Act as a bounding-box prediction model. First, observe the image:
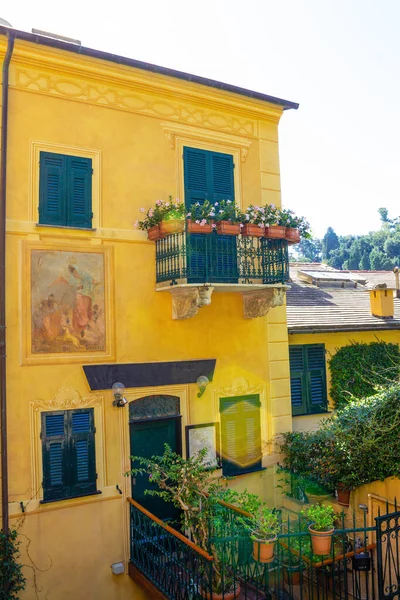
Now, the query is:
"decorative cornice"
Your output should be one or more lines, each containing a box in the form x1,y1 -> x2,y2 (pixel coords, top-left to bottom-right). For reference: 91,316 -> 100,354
31,386 -> 104,412
213,378 -> 265,398
161,122 -> 253,156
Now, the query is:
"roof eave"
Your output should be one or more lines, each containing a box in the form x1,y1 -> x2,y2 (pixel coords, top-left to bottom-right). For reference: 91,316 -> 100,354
0,26 -> 299,111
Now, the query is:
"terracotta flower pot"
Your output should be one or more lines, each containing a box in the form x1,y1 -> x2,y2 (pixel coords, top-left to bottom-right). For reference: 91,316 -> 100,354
186,219 -> 213,234
147,225 -> 165,241
284,565 -> 302,586
252,537 -> 277,563
204,582 -> 241,600
308,525 -> 334,556
337,484 -> 351,507
264,225 -> 287,239
159,219 -> 185,236
241,223 -> 265,237
216,221 -> 241,236
285,227 -> 301,244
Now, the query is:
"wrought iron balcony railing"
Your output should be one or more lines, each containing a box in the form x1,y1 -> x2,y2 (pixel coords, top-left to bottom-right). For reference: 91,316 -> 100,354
155,232 -> 289,286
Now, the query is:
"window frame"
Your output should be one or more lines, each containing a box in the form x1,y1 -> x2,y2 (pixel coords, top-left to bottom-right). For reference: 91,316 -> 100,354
289,344 -> 328,416
41,408 -> 98,503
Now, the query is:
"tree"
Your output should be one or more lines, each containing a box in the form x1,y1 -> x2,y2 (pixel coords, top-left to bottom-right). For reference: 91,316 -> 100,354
322,227 -> 339,260
359,251 -> 371,270
369,248 -> 394,270
295,238 -> 322,262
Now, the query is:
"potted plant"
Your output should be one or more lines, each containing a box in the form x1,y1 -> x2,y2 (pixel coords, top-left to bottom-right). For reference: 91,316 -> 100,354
134,196 -> 185,240
186,200 -> 214,234
280,209 -> 311,244
213,199 -> 241,235
302,504 -> 336,556
282,548 -> 304,586
304,480 -> 333,505
238,204 -> 266,237
238,505 -> 280,563
128,445 -> 241,600
264,205 -> 287,239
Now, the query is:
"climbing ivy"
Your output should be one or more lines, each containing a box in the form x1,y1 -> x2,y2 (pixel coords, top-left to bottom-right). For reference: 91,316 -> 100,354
0,529 -> 26,600
329,341 -> 400,409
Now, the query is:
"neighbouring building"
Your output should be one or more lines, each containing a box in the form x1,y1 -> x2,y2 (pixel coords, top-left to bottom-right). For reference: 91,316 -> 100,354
0,25 -> 299,599
286,263 -> 400,431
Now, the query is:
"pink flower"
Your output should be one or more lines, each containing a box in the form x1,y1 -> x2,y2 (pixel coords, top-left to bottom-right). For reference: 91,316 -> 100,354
133,220 -> 139,228
212,223 -> 217,228
175,198 -> 181,203
195,220 -> 200,224
165,202 -> 170,207
156,200 -> 162,206
148,209 -> 154,217
187,213 -> 192,217
200,219 -> 206,225
240,223 -> 244,227
140,208 -> 145,213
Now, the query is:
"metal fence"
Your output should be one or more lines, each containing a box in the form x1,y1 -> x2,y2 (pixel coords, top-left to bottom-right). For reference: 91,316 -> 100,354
129,496 -> 400,600
155,232 -> 289,285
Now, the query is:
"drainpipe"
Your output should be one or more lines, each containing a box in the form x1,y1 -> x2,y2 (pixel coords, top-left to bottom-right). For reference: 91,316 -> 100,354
0,30 -> 15,533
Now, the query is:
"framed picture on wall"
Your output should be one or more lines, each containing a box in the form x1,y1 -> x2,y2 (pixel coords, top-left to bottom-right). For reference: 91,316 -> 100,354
186,423 -> 220,469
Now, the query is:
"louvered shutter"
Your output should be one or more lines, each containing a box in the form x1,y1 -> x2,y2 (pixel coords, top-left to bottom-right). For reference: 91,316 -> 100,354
66,156 -> 92,228
183,147 -> 210,207
42,412 -> 68,501
70,409 -> 96,497
289,346 -> 307,415
39,152 -> 67,226
220,395 -> 261,476
306,345 -> 327,413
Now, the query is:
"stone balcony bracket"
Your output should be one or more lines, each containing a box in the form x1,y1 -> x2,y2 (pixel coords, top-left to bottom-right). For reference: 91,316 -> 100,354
156,284 -> 289,320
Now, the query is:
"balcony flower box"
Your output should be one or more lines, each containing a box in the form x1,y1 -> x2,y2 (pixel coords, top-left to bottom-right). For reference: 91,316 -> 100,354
159,219 -> 185,236
147,225 -> 164,241
187,219 -> 213,234
216,221 -> 241,236
285,227 -> 301,244
265,225 -> 286,239
241,224 -> 265,238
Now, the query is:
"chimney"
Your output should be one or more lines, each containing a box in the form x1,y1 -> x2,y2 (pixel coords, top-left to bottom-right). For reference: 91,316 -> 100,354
369,285 -> 394,318
394,266 -> 400,298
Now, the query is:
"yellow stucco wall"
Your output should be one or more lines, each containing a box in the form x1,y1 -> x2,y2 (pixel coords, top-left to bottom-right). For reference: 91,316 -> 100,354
289,329 -> 400,432
0,35 -> 293,599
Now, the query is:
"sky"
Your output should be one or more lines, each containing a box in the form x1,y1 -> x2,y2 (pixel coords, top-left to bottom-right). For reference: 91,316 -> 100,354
4,0 -> 400,238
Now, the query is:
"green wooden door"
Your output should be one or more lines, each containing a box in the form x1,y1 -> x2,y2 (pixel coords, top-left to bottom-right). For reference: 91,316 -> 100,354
130,418 -> 181,521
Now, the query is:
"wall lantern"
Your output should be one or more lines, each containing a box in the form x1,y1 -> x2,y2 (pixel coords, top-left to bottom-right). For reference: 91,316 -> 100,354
112,382 -> 127,407
196,375 -> 209,398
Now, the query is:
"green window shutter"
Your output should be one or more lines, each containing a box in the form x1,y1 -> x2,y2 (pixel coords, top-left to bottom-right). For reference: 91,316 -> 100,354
289,345 -> 327,415
289,346 -> 307,415
306,345 -> 327,413
42,411 -> 68,501
66,156 -> 92,228
183,147 -> 210,208
39,152 -> 67,226
220,395 -> 261,476
69,409 -> 97,497
210,151 -> 235,202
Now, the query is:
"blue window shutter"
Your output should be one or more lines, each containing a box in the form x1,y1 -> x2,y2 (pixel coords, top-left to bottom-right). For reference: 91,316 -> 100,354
289,345 -> 327,415
220,395 -> 261,476
289,346 -> 307,415
39,152 -> 66,226
42,412 -> 68,501
66,156 -> 92,228
69,409 -> 96,497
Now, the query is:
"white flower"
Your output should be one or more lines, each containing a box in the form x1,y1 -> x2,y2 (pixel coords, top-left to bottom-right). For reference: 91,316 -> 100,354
140,208 -> 145,213
196,202 -> 200,206
195,219 -> 200,224
227,200 -> 232,204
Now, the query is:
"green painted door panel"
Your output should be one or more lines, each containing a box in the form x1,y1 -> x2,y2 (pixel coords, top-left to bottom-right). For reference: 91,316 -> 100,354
130,418 -> 181,522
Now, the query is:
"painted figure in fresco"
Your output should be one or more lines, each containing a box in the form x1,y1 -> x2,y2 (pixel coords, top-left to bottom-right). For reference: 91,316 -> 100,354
68,262 -> 99,337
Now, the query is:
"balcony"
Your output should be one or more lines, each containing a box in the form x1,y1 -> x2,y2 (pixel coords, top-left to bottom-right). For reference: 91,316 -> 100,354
155,232 -> 290,319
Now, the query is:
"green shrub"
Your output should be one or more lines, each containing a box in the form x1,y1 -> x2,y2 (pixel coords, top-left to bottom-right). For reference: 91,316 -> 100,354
0,529 -> 26,600
329,341 -> 400,409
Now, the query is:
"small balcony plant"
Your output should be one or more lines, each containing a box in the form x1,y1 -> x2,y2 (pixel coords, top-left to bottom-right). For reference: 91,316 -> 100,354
186,200 -> 215,234
134,196 -> 185,240
238,505 -> 281,563
280,209 -> 311,244
302,503 -> 336,556
263,204 -> 287,239
212,199 -> 241,235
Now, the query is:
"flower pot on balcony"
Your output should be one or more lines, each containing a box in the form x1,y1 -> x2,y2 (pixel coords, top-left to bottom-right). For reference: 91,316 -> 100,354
241,224 -> 265,237
308,525 -> 334,556
264,225 -> 287,239
283,564 -> 302,586
186,219 -> 213,234
252,537 -> 277,563
147,225 -> 165,241
336,483 -> 351,507
216,221 -> 241,236
159,219 -> 185,236
285,227 -> 301,244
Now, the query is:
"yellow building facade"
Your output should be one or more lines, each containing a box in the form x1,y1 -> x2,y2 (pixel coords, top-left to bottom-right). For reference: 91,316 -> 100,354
0,27 -> 298,599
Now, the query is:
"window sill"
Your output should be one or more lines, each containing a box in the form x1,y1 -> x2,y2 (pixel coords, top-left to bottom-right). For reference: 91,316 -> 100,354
292,411 -> 332,418
221,466 -> 267,479
40,489 -> 102,505
36,223 -> 96,231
